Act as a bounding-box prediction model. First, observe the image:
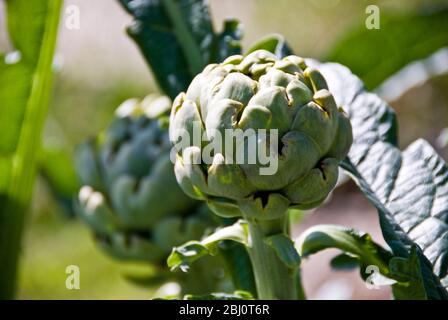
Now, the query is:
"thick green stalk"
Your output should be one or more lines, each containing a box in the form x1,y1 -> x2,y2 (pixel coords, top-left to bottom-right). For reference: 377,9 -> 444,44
245,216 -> 303,300
0,0 -> 63,299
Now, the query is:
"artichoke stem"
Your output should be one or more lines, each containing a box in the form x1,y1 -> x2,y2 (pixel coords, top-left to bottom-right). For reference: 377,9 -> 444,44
245,216 -> 304,300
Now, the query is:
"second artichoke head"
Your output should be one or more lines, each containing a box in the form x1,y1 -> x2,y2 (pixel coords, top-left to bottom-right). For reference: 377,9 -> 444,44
76,95 -> 212,264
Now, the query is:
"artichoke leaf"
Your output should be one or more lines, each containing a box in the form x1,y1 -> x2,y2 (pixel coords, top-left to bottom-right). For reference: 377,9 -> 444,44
311,60 -> 448,299
167,220 -> 249,272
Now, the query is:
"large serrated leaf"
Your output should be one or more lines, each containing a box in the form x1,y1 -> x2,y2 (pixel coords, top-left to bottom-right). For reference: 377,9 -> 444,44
312,61 -> 448,299
344,140 -> 448,294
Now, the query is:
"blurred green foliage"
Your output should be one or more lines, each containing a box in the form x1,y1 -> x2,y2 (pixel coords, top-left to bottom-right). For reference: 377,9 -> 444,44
19,204 -> 153,299
327,7 -> 448,89
16,0 -> 448,299
18,76 -> 156,298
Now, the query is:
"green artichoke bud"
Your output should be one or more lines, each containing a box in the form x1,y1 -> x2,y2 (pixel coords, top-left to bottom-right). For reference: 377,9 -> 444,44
169,50 -> 352,219
76,95 -> 213,264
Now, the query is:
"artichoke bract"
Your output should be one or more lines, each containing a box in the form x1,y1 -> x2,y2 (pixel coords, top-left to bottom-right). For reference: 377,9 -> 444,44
76,95 -> 212,264
169,50 -> 353,220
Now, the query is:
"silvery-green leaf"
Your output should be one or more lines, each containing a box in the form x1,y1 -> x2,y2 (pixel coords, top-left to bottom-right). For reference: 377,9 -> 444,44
342,140 -> 448,299
312,61 -> 448,299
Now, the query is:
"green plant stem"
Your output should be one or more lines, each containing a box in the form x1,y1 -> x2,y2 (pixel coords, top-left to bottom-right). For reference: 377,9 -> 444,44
0,0 -> 62,299
245,216 -> 303,300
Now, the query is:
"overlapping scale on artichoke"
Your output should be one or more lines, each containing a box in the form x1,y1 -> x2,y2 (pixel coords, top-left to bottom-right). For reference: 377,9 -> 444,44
76,95 -> 212,264
169,50 -> 353,220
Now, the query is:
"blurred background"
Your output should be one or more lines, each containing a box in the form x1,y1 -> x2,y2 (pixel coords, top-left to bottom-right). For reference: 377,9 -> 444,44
2,0 -> 446,299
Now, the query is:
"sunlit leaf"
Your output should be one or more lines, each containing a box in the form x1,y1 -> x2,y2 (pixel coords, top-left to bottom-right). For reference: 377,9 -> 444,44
0,0 -> 63,299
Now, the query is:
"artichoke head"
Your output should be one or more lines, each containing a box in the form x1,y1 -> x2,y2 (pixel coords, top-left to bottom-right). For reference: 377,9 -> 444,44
169,50 -> 353,220
76,95 -> 211,264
